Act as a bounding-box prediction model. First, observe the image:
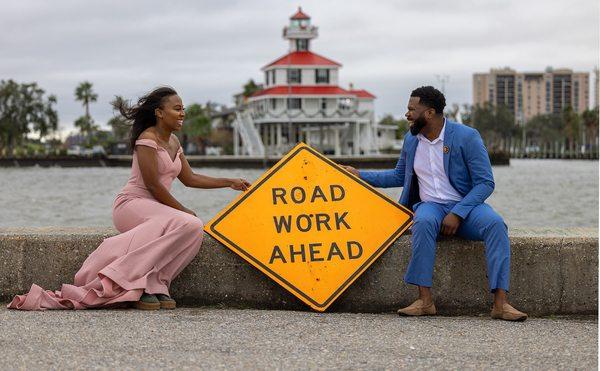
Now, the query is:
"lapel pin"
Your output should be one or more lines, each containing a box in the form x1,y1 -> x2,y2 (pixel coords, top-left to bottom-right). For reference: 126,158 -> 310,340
443,146 -> 449,154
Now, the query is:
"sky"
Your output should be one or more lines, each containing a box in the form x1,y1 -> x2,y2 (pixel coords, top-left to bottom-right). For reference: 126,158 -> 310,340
1,0 -> 598,135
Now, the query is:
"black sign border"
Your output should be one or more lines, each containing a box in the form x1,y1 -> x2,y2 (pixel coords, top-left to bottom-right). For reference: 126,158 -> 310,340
208,145 -> 413,309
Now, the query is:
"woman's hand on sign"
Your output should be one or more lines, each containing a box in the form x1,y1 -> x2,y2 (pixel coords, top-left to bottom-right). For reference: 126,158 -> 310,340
341,165 -> 359,177
230,178 -> 251,191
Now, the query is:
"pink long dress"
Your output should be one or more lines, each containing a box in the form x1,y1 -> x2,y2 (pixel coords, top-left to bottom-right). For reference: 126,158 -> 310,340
8,139 -> 204,310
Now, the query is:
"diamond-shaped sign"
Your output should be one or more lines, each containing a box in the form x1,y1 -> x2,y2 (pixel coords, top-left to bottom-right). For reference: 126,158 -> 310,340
205,143 -> 413,311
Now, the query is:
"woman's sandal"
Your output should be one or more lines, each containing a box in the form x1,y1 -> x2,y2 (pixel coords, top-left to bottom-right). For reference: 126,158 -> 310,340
134,293 -> 161,310
156,294 -> 176,309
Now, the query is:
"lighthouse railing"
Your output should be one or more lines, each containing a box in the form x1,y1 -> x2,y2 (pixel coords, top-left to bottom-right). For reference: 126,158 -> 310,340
233,111 -> 265,157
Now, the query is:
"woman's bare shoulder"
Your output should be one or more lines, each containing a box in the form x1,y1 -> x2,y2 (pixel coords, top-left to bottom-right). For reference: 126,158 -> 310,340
171,134 -> 181,145
138,128 -> 158,142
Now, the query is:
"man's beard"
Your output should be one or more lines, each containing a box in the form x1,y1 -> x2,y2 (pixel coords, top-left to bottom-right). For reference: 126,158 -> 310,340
409,115 -> 427,135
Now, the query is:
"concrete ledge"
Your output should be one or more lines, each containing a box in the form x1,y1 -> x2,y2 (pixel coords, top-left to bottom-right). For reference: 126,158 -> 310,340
0,227 -> 597,315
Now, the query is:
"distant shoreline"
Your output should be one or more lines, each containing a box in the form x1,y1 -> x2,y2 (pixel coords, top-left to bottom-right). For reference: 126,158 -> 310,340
2,153 -> 511,168
0,154 -> 510,169
3,152 -> 600,168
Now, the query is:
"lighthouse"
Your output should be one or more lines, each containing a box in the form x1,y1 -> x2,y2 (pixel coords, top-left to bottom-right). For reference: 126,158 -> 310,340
234,7 -> 389,156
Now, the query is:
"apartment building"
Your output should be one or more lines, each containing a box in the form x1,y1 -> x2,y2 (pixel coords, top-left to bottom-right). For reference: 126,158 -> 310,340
473,67 -> 590,124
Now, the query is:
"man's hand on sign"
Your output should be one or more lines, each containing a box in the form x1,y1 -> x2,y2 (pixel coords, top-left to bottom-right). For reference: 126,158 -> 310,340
230,178 -> 251,191
441,212 -> 461,236
340,165 -> 359,177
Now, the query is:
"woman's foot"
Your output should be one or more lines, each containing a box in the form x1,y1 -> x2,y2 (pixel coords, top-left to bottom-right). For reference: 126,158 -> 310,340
156,294 -> 176,309
134,293 -> 160,310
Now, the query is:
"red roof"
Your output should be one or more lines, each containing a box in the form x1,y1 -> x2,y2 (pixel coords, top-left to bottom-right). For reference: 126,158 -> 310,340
252,86 -> 354,97
350,89 -> 376,99
291,7 -> 310,20
263,51 -> 341,69
251,86 -> 375,99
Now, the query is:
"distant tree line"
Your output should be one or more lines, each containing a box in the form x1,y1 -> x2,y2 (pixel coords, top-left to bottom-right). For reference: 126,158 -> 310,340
0,79 -> 103,156
379,102 -> 599,156
0,79 -> 218,157
0,80 -> 58,156
3,77 -> 597,158
461,103 -> 598,154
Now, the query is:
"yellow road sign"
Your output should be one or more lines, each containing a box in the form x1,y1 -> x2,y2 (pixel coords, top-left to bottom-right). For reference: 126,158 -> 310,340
204,143 -> 413,311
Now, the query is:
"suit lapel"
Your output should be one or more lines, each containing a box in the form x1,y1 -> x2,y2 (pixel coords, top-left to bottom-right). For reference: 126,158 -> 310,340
443,120 -> 455,176
406,136 -> 418,172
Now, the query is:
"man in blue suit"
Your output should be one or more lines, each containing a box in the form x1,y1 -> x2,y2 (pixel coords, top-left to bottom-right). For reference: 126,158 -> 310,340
344,86 -> 527,321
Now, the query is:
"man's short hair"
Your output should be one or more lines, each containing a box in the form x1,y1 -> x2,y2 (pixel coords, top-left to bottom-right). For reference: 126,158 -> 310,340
410,86 -> 446,115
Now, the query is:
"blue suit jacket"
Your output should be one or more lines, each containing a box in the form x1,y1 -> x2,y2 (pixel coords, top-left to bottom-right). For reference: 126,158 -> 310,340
360,119 -> 495,219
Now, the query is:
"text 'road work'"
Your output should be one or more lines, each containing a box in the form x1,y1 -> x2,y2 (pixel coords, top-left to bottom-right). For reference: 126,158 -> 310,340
268,185 -> 362,264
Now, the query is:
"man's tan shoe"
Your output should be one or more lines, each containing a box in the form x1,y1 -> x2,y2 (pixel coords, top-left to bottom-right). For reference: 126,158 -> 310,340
491,303 -> 528,321
397,299 -> 436,316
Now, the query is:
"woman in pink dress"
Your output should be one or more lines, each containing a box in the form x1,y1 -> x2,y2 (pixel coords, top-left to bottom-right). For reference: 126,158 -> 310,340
8,87 -> 251,311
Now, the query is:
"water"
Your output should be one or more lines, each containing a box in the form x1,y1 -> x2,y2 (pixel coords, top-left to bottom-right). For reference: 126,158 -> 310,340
0,160 -> 597,228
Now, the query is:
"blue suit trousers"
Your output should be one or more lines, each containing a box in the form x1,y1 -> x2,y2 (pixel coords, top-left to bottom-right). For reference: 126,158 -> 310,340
404,201 -> 510,292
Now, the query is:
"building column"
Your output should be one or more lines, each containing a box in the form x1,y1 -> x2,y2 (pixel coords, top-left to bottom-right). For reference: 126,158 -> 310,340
261,124 -> 268,147
319,125 -> 324,150
354,121 -> 360,155
334,127 -> 341,155
269,124 -> 275,153
233,122 -> 239,156
288,122 -> 296,145
276,124 -> 282,149
371,113 -> 379,154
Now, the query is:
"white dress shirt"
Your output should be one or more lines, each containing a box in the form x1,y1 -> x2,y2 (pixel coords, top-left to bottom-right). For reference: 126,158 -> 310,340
413,119 -> 463,204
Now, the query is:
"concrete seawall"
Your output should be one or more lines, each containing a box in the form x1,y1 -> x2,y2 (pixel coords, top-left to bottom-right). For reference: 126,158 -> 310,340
0,227 -> 596,315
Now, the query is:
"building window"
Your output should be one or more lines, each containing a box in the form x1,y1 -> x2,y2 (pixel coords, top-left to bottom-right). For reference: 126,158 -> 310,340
287,69 -> 301,84
270,98 -> 277,110
265,70 -> 277,85
269,70 -> 276,85
316,69 -> 329,84
320,98 -> 327,110
287,98 -> 302,110
296,39 -> 309,51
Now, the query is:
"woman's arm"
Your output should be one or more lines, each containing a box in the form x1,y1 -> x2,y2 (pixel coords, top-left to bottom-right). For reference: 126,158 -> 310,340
177,152 -> 250,191
136,135 -> 195,215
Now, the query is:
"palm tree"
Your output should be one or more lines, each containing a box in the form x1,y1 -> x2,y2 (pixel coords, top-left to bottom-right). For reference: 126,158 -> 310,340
74,81 -> 97,120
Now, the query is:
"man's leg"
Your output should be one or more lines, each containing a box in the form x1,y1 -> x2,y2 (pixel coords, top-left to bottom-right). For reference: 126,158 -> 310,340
399,202 -> 447,316
457,203 -> 510,293
457,203 -> 527,321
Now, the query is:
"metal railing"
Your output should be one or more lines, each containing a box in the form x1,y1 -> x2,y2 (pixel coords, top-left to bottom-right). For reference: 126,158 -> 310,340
233,111 -> 265,156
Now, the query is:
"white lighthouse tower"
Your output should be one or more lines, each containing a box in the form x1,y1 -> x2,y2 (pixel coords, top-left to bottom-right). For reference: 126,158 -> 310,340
234,7 -> 385,156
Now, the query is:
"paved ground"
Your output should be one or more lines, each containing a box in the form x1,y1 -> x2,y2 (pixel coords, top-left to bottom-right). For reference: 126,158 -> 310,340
0,306 -> 596,370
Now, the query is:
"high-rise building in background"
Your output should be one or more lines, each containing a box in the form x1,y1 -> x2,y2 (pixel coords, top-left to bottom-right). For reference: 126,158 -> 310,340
473,67 -> 590,124
594,67 -> 599,108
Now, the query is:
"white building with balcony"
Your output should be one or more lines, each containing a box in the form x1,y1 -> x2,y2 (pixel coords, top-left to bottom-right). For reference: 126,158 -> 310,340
233,7 -> 395,156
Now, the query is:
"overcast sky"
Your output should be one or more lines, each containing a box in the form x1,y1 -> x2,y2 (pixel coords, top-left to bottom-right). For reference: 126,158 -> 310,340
1,0 -> 598,134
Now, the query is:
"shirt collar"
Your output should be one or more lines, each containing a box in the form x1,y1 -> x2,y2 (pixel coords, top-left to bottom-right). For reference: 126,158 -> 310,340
417,118 -> 446,144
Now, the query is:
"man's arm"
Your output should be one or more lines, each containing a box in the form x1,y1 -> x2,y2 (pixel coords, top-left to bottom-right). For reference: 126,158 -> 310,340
354,149 -> 406,188
450,131 -> 495,219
